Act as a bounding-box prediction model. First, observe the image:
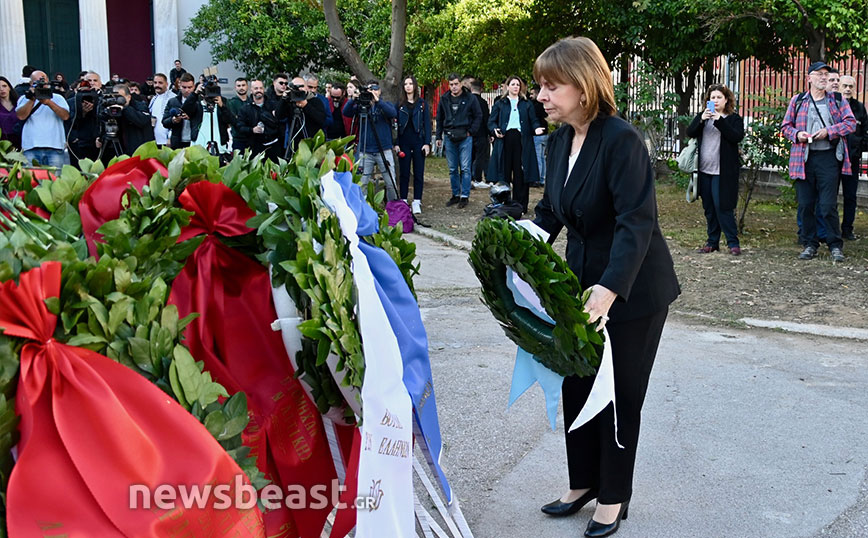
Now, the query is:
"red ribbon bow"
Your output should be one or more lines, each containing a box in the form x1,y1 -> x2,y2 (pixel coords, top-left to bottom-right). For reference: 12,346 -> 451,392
0,262 -> 265,537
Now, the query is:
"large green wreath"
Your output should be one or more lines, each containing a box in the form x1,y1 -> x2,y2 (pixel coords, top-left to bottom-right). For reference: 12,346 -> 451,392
469,218 -> 603,377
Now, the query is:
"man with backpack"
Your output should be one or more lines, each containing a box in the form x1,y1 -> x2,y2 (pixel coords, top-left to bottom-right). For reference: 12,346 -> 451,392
781,61 -> 856,262
435,73 -> 482,208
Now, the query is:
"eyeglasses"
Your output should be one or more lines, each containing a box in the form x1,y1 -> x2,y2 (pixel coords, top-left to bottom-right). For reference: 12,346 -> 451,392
277,81 -> 288,86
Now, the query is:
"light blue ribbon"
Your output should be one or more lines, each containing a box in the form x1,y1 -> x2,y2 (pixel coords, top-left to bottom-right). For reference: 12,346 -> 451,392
505,268 -> 564,430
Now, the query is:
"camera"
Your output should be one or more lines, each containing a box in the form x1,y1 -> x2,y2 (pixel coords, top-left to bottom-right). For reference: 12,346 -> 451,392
201,75 -> 222,104
284,83 -> 309,103
26,80 -> 64,100
357,84 -> 378,107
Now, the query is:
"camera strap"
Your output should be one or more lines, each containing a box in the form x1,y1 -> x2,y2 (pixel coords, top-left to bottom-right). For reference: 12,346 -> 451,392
24,102 -> 43,122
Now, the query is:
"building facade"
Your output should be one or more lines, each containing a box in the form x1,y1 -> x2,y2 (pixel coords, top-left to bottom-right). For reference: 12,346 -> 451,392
0,0 -> 242,87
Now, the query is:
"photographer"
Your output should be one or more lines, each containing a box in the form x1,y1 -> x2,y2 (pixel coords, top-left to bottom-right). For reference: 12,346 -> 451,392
235,80 -> 281,161
342,80 -> 398,200
191,76 -> 232,155
277,76 -> 327,152
15,70 -> 70,170
326,83 -> 348,140
65,71 -> 103,168
161,73 -> 203,148
102,83 -> 154,155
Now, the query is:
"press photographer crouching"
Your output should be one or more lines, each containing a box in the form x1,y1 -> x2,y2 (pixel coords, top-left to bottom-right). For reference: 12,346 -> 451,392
342,80 -> 398,201
65,71 -> 103,168
95,83 -> 154,159
15,70 -> 70,170
235,79 -> 281,161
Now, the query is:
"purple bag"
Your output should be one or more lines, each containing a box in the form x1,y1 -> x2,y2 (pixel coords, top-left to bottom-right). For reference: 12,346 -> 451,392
385,200 -> 414,233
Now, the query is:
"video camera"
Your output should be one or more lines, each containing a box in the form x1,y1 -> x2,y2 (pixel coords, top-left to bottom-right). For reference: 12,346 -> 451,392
357,83 -> 379,108
99,89 -> 127,119
26,80 -> 65,100
284,83 -> 309,104
201,75 -> 222,103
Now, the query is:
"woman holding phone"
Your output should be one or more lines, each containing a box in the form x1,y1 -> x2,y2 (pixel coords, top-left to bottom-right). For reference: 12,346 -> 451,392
686,84 -> 745,255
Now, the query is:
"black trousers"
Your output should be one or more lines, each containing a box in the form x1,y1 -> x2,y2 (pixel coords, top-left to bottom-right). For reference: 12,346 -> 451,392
840,158 -> 860,235
503,129 -> 528,212
472,135 -> 490,182
797,149 -> 842,249
563,307 -> 668,504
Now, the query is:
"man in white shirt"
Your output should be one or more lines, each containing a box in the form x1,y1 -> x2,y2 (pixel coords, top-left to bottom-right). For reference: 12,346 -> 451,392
15,70 -> 70,170
149,73 -> 172,146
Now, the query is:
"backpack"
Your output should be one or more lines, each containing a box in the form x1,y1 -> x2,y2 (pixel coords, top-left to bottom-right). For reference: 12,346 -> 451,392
385,199 -> 414,233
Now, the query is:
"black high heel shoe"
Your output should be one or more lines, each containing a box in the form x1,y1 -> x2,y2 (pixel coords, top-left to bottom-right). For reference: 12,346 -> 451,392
583,501 -> 629,537
540,488 -> 598,517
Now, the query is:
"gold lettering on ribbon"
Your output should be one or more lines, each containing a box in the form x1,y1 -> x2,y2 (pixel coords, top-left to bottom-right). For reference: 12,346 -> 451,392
418,380 -> 433,411
380,408 -> 403,429
377,437 -> 411,458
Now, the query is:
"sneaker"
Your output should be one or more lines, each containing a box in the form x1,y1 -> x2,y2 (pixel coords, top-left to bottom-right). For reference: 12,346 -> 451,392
729,246 -> 741,256
446,195 -> 460,207
798,245 -> 817,260
472,181 -> 491,189
411,199 -> 422,215
843,231 -> 857,241
697,245 -> 719,253
830,247 -> 845,262
458,197 -> 468,209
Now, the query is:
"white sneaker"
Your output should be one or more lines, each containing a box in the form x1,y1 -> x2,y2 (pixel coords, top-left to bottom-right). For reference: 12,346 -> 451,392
472,181 -> 491,189
411,199 -> 422,215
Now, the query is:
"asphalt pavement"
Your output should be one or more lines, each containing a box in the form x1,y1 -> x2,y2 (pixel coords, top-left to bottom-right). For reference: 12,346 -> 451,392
409,232 -> 868,538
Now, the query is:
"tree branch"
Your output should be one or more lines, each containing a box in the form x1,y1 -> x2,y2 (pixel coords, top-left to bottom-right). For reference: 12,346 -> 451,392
322,0 -> 375,83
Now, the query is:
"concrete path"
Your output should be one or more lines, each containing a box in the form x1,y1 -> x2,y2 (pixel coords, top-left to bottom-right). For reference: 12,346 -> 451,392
408,232 -> 868,538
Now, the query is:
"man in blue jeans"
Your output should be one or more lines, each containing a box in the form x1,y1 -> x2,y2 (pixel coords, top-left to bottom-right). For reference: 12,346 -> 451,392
16,70 -> 70,171
435,74 -> 482,208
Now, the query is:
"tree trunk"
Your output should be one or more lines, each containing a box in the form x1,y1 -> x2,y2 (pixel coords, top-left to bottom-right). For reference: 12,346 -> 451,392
322,0 -> 406,103
674,62 -> 702,145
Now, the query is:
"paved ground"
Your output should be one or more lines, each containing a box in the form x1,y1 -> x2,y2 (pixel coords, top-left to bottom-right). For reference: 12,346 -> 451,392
409,233 -> 868,538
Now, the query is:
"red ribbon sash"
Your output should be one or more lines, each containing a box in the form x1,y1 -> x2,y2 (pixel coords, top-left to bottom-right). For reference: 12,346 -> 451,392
1,262 -> 265,537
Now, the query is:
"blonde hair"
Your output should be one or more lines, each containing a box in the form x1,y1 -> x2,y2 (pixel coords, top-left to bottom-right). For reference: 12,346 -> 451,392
533,37 -> 616,123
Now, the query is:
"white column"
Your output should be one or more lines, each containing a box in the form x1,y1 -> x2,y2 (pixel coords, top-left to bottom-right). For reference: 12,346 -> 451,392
153,0 -> 179,75
78,0 -> 110,81
0,0 -> 28,83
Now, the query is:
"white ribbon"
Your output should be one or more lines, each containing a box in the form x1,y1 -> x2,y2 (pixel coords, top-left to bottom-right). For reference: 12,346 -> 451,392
511,220 -> 622,448
320,171 -> 414,537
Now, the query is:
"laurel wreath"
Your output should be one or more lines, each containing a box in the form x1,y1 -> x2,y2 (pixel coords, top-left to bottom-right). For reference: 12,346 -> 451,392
468,218 -> 603,377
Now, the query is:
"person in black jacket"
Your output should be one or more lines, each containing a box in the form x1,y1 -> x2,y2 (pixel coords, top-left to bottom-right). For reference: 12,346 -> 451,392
488,76 -> 546,213
277,76 -> 327,155
532,37 -> 679,538
395,75 -> 431,215
161,73 -> 202,148
111,83 -> 154,154
839,75 -> 867,240
235,80 -> 281,161
470,78 -> 492,187
686,84 -> 745,255
66,72 -> 103,168
435,73 -> 482,208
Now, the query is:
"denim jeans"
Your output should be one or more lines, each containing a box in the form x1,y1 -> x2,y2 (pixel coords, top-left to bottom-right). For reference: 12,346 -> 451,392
698,172 -> 739,248
23,147 -> 68,172
533,134 -> 547,184
443,136 -> 472,197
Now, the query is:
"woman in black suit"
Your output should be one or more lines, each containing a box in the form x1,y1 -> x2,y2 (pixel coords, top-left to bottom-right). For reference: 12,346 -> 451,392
686,84 -> 745,255
488,76 -> 546,213
531,37 -> 680,537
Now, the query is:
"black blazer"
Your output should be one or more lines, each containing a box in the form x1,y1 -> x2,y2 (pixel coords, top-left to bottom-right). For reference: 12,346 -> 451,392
686,113 -> 744,211
533,115 -> 680,322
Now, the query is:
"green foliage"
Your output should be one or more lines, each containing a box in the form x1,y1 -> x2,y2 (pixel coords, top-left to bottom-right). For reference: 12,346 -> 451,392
469,218 -> 603,377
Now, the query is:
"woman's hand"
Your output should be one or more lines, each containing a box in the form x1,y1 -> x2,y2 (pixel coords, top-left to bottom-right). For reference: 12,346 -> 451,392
701,109 -> 712,120
422,144 -> 430,156
535,127 -> 546,135
494,128 -> 504,138
583,284 -> 617,331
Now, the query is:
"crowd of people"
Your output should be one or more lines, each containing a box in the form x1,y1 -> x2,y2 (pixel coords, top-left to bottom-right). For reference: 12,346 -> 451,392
1,57 -> 864,250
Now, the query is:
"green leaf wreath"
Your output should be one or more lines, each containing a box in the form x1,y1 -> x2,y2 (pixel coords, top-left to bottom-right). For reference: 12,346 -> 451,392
469,218 -> 603,377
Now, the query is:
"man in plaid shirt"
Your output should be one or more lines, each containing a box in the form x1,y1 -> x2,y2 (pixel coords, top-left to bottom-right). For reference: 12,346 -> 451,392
781,61 -> 856,262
